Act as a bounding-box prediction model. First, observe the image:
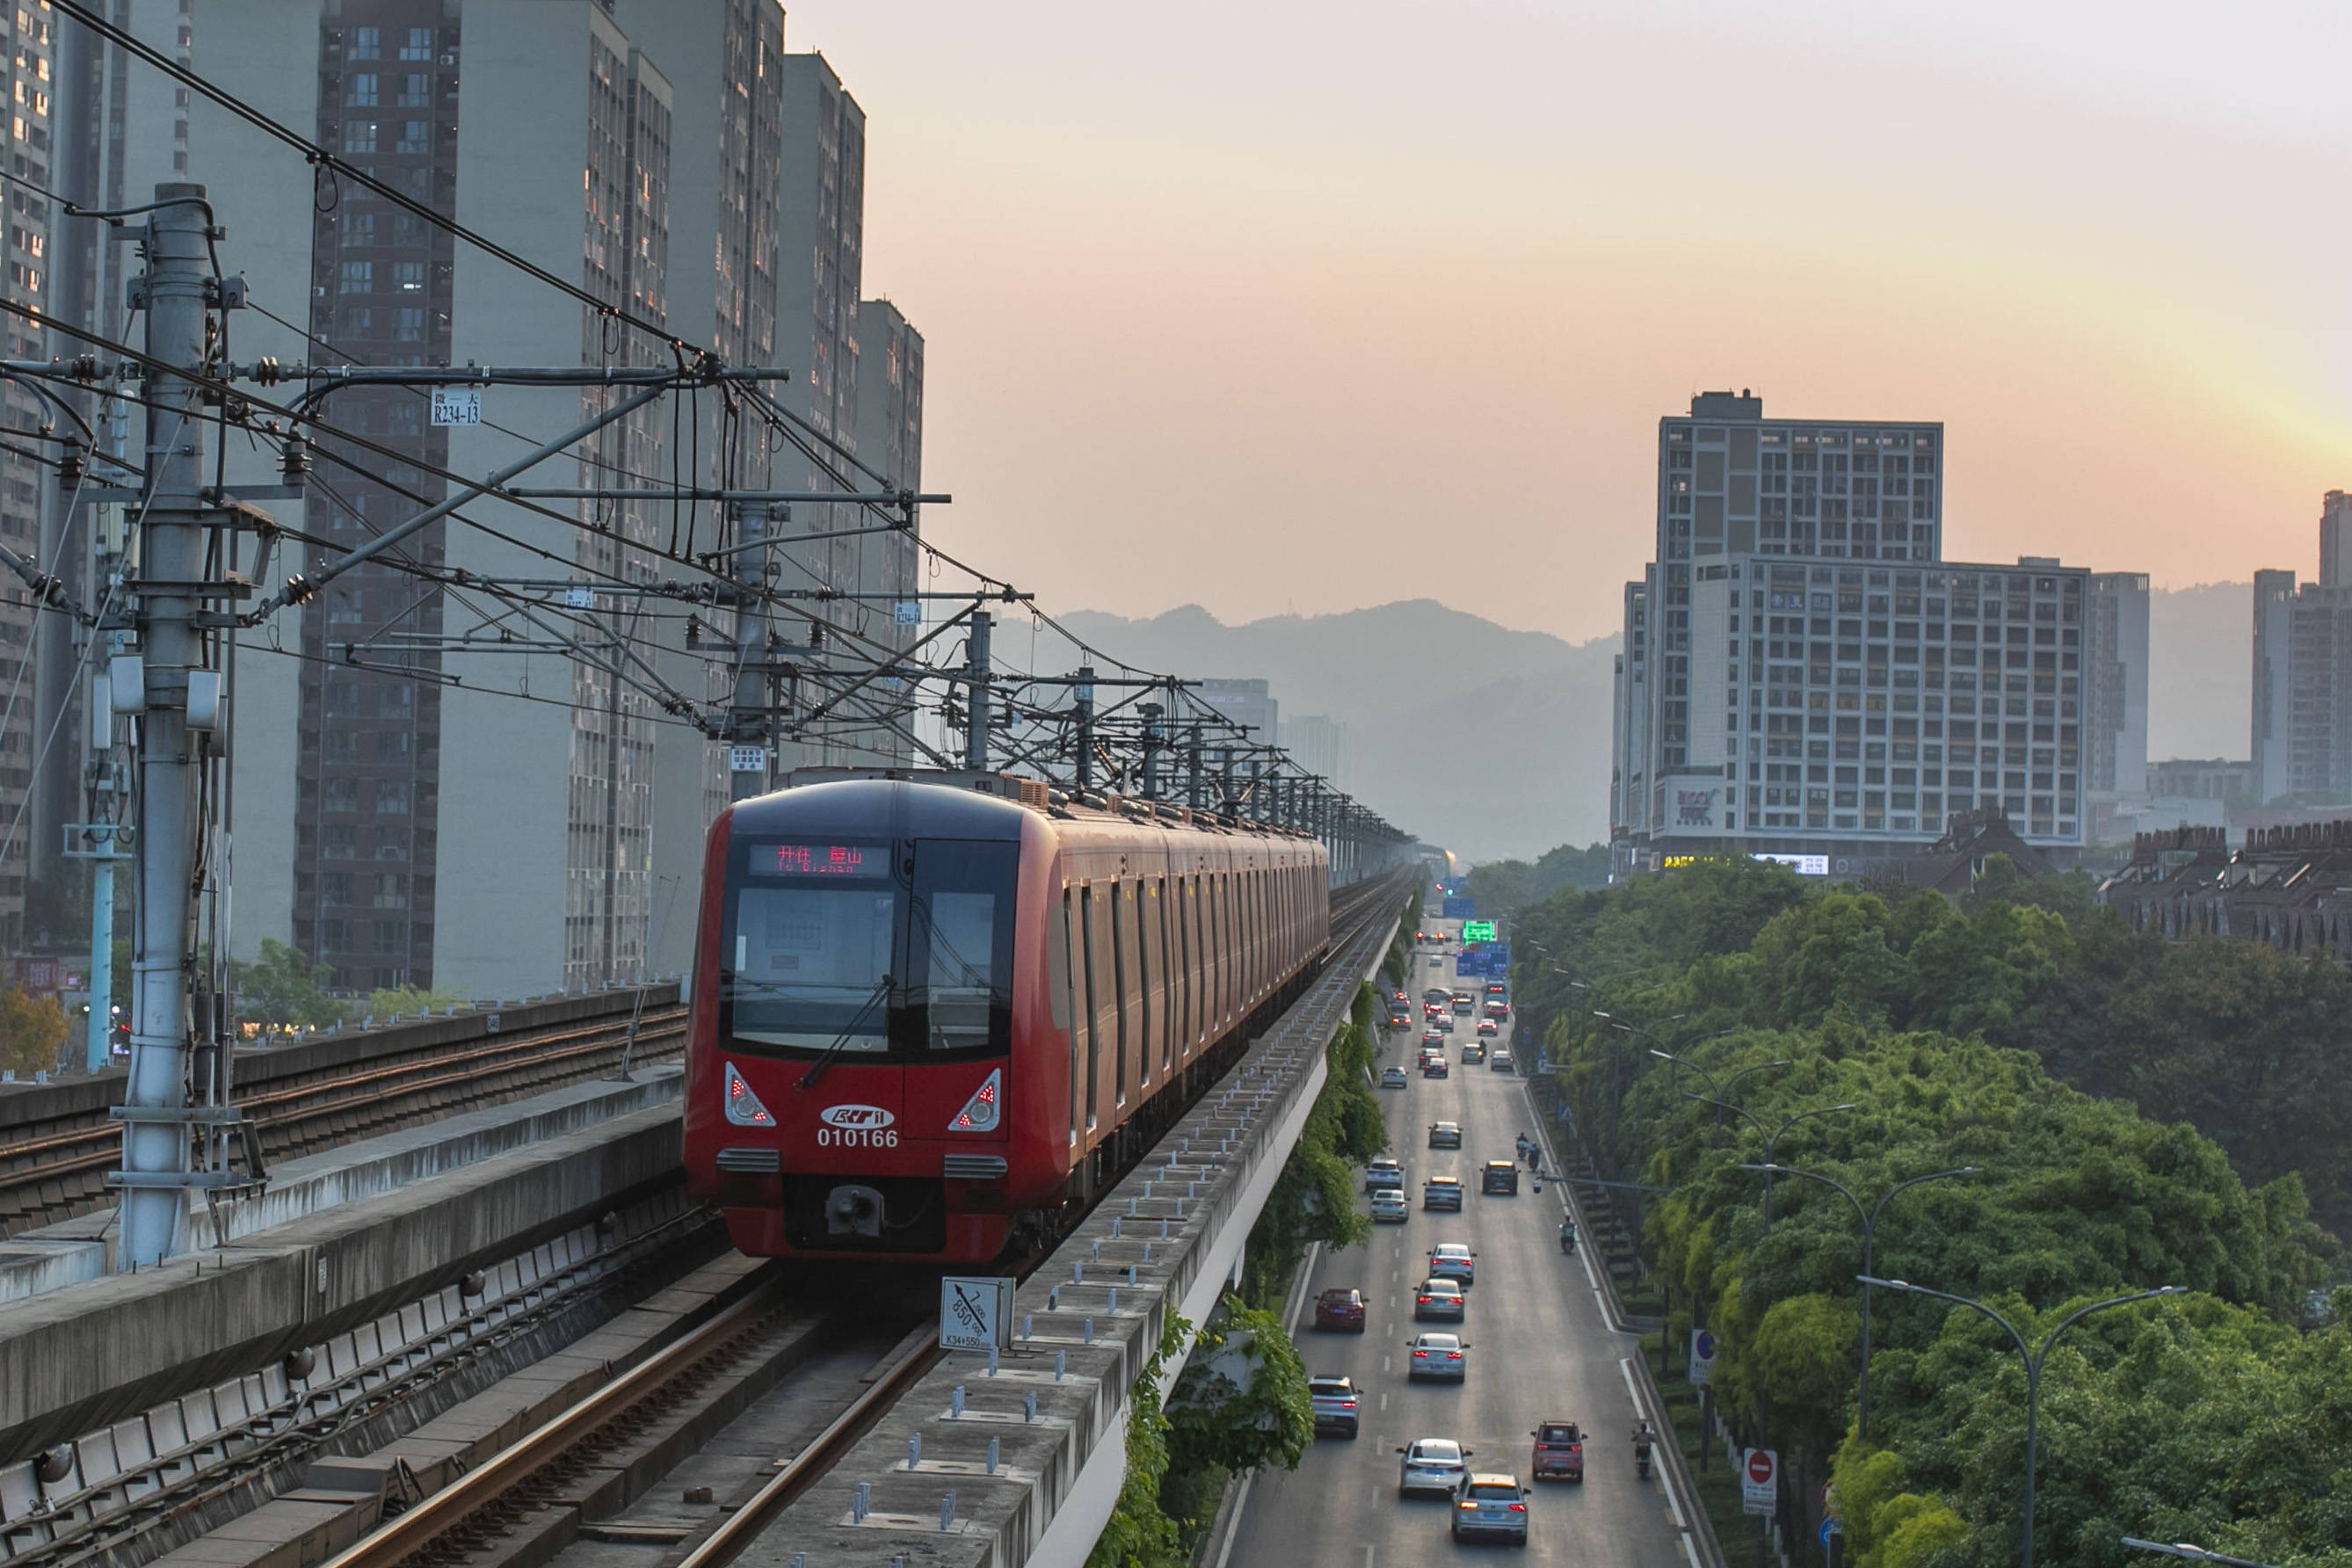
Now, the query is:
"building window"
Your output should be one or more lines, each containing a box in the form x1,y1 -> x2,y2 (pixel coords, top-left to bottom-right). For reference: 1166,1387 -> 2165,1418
393,307 -> 425,341
345,120 -> 377,152
322,871 -> 354,906
349,74 -> 378,107
399,26 -> 432,61
339,260 -> 373,294
375,780 -> 410,814
373,872 -> 408,908
323,777 -> 358,812
352,26 -> 381,60
397,73 -> 430,107
392,260 -> 425,292
396,120 -> 428,155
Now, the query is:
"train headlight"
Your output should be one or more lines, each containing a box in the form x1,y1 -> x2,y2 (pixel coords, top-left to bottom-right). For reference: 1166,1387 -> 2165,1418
723,1061 -> 776,1128
947,1068 -> 1003,1133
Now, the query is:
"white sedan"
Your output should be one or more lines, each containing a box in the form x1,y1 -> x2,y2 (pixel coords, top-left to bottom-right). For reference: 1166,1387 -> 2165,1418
1396,1436 -> 1473,1498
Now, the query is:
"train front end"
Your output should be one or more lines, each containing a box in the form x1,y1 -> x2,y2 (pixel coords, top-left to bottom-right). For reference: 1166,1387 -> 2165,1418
683,780 -> 1055,1264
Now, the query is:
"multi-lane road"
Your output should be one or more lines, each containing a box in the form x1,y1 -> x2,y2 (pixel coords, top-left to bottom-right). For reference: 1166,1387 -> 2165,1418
1218,919 -> 1699,1568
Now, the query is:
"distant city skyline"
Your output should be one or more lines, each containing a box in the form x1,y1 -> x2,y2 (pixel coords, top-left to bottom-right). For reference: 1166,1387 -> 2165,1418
803,0 -> 2352,644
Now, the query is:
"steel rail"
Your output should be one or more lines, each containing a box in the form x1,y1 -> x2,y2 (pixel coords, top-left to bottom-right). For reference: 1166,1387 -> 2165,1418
671,1334 -> 947,1568
316,1274 -> 791,1568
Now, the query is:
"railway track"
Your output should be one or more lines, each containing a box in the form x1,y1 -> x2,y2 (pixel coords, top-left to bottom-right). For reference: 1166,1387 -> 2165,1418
0,998 -> 686,1241
3,870 -> 1413,1568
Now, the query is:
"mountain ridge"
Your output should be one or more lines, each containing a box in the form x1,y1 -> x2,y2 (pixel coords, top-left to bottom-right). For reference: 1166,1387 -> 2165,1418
1032,601 -> 1618,860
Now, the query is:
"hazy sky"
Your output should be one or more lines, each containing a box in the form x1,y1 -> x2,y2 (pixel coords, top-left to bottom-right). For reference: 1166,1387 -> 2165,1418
799,1 -> 2352,644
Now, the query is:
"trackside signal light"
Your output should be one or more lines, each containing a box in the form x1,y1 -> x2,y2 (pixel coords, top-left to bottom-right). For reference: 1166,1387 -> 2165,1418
723,1061 -> 775,1128
948,1068 -> 1004,1132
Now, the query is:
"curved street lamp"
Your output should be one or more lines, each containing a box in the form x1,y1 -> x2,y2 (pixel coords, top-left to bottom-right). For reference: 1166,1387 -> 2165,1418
1862,1277 -> 2185,1568
1682,1095 -> 1856,1230
2121,1542 -> 2279,1568
1738,1162 -> 1976,1440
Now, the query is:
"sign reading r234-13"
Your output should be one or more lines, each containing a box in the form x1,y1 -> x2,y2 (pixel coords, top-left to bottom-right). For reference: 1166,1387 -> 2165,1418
940,1276 -> 1015,1351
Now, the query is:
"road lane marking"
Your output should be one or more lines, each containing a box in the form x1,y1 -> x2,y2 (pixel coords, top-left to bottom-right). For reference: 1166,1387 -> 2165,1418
1211,1471 -> 1255,1568
1681,1535 -> 1702,1568
1621,1356 -> 1694,1535
1380,1393 -> 1390,1411
1364,1546 -> 1375,1568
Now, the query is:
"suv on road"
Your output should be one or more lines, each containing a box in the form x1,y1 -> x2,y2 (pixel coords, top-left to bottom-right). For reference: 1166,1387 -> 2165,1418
1482,1160 -> 1520,1194
1422,1176 -> 1464,1211
1365,1158 -> 1405,1193
1530,1420 -> 1585,1481
1452,1474 -> 1531,1544
1397,1437 -> 1471,1498
1428,1121 -> 1463,1149
1309,1376 -> 1361,1438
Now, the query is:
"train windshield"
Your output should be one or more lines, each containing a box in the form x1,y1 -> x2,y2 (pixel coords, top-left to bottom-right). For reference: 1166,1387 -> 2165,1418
720,836 -> 1016,1059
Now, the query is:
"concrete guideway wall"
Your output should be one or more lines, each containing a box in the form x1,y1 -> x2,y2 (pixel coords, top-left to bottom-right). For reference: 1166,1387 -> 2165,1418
0,1071 -> 683,1307
0,1100 -> 686,1462
735,903 -> 1402,1568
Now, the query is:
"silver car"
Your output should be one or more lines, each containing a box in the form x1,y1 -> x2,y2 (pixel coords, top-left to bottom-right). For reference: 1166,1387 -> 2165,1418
1405,1331 -> 1470,1383
1452,1473 -> 1531,1545
1396,1436 -> 1473,1498
1369,1188 -> 1409,1224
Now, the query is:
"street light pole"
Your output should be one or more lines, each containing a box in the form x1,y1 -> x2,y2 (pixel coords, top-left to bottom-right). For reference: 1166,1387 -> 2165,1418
2120,1542 -> 2280,1568
1683,1096 -> 1857,1230
1862,1278 -> 2184,1568
1740,1164 -> 1976,1441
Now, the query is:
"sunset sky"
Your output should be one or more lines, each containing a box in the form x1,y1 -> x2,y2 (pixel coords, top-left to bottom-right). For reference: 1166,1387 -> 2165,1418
798,0 -> 2352,644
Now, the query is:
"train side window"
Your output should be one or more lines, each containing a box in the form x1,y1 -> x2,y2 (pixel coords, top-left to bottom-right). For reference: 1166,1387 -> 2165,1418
1158,878 -> 1175,1074
1079,883 -> 1102,1131
1183,875 -> 1201,1044
1110,881 -> 1130,1106
1207,872 -> 1223,1026
1135,881 -> 1153,1087
1056,887 -> 1078,1143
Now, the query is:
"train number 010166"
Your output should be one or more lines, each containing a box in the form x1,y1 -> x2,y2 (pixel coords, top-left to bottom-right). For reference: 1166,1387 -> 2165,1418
816,1126 -> 900,1148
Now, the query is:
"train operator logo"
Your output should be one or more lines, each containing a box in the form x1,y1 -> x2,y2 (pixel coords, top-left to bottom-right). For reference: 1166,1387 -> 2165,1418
817,1104 -> 899,1147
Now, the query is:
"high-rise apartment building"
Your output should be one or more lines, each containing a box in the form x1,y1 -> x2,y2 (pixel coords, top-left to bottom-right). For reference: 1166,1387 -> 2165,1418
2317,490 -> 2352,588
1612,392 -> 2123,875
2084,572 -> 2150,796
1198,679 -> 1278,757
1278,713 -> 1350,793
2,1 -> 58,955
2248,499 -> 2352,807
28,3 -> 925,998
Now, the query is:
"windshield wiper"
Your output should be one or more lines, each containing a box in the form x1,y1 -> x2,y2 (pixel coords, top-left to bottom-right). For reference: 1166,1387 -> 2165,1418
797,976 -> 893,1089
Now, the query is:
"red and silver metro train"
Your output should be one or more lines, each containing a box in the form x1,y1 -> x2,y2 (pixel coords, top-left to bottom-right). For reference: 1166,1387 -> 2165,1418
682,773 -> 1331,1264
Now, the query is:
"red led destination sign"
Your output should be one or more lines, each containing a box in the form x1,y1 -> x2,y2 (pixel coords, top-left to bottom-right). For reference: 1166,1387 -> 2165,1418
763,842 -> 877,877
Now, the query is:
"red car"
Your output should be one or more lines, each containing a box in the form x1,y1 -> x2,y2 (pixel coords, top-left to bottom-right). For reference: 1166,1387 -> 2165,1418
1530,1420 -> 1585,1481
1315,1287 -> 1368,1332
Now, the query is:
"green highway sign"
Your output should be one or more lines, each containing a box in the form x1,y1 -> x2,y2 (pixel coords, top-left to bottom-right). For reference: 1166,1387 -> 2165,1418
1462,920 -> 1497,944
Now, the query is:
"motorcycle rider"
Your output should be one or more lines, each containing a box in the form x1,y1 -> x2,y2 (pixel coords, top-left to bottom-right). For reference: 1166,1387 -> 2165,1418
1557,1218 -> 1577,1254
1631,1419 -> 1657,1477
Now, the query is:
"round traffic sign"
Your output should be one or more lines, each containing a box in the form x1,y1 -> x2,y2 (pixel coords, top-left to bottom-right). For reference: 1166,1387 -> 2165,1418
1746,1450 -> 1776,1485
1819,1517 -> 1844,1545
1694,1331 -> 1718,1360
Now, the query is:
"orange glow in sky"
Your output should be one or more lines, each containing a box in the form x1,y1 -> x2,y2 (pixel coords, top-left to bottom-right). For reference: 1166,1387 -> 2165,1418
802,0 -> 2352,641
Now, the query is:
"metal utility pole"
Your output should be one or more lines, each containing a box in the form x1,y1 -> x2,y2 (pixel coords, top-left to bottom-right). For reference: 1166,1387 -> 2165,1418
1186,725 -> 1203,809
1071,665 -> 1095,793
728,502 -> 775,801
1138,701 -> 1163,801
115,186 -> 216,1267
964,610 -> 992,770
